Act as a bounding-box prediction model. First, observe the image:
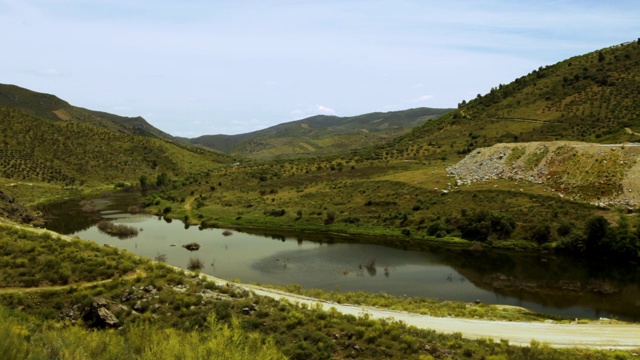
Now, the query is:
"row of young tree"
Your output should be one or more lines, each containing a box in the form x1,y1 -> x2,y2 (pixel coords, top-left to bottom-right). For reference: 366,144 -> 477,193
427,209 -> 639,260
557,215 -> 640,260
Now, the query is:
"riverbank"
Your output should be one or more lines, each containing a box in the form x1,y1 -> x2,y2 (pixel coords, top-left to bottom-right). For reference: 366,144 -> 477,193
2,219 -> 639,355
38,191 -> 640,322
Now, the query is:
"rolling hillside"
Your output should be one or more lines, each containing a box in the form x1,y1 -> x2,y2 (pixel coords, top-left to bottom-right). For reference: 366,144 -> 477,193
376,39 -> 640,162
0,83 -> 181,142
186,107 -> 453,159
0,84 -> 230,185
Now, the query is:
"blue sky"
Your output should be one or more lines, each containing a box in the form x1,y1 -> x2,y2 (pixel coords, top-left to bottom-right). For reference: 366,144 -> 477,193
1,0 -> 639,136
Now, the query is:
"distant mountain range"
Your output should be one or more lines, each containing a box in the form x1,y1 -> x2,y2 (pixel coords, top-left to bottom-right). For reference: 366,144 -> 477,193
182,107 -> 453,159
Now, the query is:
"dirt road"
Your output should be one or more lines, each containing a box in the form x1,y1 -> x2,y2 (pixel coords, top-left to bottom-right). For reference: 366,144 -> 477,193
200,273 -> 640,350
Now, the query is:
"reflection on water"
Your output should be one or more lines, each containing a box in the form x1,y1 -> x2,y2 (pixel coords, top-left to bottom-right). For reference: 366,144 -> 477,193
40,193 -> 640,321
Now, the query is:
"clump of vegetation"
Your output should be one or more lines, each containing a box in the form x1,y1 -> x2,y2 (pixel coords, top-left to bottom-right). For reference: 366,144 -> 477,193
97,220 -> 139,239
79,199 -> 96,213
505,146 -> 526,164
182,242 -> 201,251
187,256 -> 204,271
264,209 -> 285,217
324,211 -> 336,225
155,253 -> 168,262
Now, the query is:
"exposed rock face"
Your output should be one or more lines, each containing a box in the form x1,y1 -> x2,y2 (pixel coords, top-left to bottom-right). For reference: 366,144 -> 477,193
447,141 -> 640,206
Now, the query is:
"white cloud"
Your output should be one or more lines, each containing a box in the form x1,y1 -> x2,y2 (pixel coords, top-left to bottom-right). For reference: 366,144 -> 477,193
316,104 -> 335,114
290,104 -> 337,120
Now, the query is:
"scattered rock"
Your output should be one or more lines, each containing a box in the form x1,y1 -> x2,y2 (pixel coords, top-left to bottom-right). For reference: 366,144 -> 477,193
133,300 -> 144,312
173,284 -> 189,292
83,297 -> 121,328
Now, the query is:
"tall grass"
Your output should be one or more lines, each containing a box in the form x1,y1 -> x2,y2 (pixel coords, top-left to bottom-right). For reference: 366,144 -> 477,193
0,307 -> 285,360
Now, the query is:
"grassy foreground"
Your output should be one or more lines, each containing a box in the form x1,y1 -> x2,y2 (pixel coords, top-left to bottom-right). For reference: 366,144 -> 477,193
0,222 -> 638,359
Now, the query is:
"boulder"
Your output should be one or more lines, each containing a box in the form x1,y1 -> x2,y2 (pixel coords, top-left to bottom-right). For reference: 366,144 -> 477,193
83,297 -> 121,328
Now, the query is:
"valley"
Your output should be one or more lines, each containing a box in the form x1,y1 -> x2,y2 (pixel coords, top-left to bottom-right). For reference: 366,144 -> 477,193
2,39 -> 640,358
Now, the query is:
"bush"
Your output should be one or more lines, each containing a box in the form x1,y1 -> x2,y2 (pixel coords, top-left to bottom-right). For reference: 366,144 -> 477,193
182,242 -> 201,251
324,211 -> 336,225
187,257 -> 204,271
96,221 -> 138,239
264,209 -> 285,217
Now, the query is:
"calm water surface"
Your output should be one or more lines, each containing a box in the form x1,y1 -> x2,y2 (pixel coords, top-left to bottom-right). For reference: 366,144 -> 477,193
41,193 -> 640,321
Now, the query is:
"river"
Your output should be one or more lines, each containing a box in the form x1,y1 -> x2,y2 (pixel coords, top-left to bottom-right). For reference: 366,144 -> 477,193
39,192 -> 640,321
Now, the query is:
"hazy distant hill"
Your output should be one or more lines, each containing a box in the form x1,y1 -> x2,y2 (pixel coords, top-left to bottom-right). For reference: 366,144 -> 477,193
378,39 -> 640,162
185,107 -> 453,159
0,84 -> 229,184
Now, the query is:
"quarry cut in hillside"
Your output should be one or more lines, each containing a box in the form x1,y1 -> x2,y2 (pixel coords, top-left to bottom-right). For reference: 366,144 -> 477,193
447,141 -> 640,207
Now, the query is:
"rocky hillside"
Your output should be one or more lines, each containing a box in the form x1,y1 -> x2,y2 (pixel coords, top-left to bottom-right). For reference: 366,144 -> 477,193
447,141 -> 640,207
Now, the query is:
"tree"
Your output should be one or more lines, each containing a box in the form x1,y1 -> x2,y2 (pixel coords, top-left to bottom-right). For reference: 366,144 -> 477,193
530,224 -> 552,245
584,216 -> 609,254
156,172 -> 168,187
139,175 -> 149,189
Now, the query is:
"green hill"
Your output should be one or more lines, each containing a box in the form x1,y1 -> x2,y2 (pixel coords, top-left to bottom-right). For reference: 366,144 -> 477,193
0,84 -> 230,186
377,39 -> 640,162
0,83 -> 180,142
186,107 -> 453,159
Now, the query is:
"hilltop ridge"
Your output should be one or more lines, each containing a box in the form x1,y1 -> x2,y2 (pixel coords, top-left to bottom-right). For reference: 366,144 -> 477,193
185,107 -> 453,159
380,39 -> 640,162
0,84 -> 230,186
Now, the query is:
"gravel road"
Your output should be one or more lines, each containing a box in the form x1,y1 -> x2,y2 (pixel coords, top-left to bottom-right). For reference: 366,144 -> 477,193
201,274 -> 640,350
